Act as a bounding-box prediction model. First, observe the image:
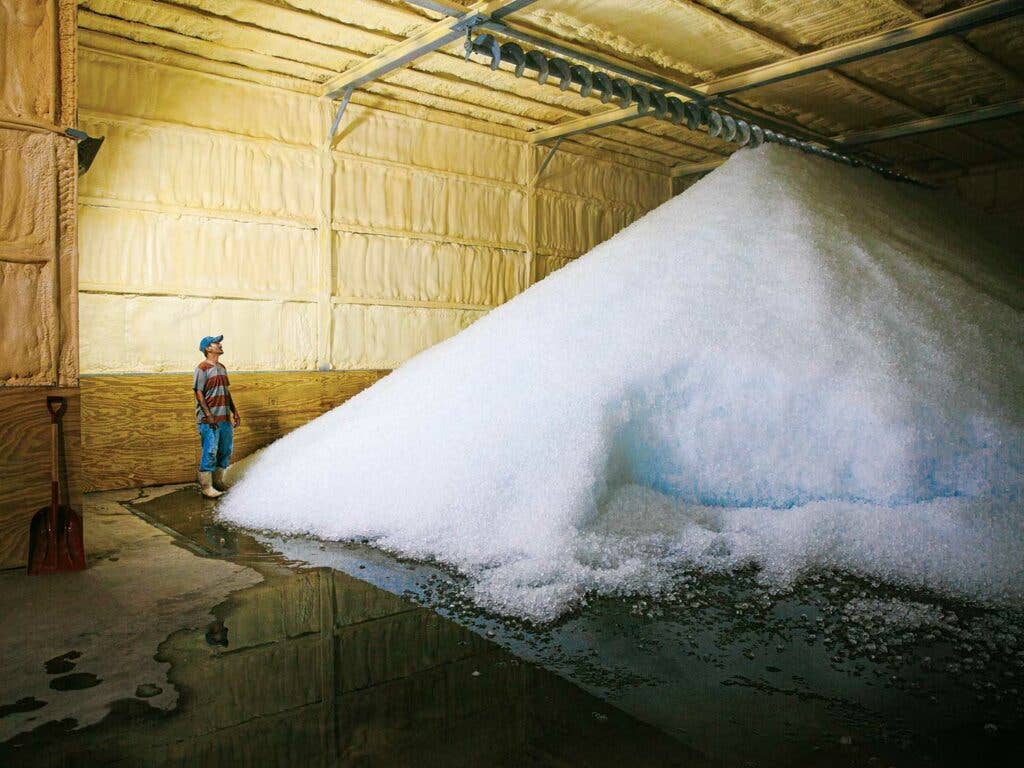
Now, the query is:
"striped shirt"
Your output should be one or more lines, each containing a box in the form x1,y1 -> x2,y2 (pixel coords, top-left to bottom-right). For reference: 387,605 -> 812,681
193,361 -> 232,424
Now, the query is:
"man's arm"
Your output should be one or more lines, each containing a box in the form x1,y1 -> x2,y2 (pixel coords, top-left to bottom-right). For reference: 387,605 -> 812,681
226,389 -> 241,427
195,390 -> 215,424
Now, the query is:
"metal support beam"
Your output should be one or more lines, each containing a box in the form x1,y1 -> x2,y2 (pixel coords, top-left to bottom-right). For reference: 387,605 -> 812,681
489,0 -> 543,20
532,137 -> 564,183
670,158 -> 727,177
323,0 -> 542,99
530,107 -> 645,144
430,0 -> 1022,153
328,87 -> 354,139
403,0 -> 821,143
697,0 -> 1024,98
406,0 -> 708,101
836,97 -> 1024,146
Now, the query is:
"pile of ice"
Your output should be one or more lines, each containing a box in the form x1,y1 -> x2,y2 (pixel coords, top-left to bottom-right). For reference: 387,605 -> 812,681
221,146 -> 1023,622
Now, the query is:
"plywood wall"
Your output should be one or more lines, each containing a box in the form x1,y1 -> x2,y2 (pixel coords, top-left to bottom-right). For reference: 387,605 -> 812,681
81,371 -> 386,491
0,0 -> 82,569
77,48 -> 671,375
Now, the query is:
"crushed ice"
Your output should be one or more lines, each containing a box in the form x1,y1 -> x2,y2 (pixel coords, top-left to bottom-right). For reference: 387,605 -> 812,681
221,146 -> 1023,622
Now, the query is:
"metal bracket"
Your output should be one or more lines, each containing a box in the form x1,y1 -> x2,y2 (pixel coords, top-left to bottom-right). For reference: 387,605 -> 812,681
329,87 -> 355,141
532,137 -> 563,185
65,127 -> 104,176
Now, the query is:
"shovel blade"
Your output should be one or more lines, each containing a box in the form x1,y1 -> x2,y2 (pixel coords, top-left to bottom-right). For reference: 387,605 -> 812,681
27,504 -> 86,574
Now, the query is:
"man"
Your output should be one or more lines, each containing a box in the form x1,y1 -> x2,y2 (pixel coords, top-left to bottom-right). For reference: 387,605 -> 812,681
193,335 -> 241,499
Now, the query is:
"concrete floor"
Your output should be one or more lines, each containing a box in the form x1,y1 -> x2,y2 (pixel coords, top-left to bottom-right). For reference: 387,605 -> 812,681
0,487 -> 706,768
0,487 -> 261,742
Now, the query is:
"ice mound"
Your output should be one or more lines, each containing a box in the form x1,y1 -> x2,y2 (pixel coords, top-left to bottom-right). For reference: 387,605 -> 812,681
222,146 -> 1024,621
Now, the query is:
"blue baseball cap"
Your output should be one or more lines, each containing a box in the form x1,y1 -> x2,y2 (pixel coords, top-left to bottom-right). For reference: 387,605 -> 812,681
199,334 -> 223,352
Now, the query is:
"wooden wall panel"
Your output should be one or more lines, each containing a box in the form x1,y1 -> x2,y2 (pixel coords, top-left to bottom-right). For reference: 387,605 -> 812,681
0,387 -> 82,569
80,370 -> 386,491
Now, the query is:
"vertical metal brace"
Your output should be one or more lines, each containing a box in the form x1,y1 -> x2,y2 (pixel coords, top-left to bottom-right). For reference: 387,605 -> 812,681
329,87 -> 355,141
532,137 -> 563,185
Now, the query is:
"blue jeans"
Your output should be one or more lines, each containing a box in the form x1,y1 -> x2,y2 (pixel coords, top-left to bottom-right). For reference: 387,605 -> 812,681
198,421 -> 233,472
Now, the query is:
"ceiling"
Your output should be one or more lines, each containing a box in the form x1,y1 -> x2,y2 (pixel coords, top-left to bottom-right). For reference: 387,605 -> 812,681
76,0 -> 1024,180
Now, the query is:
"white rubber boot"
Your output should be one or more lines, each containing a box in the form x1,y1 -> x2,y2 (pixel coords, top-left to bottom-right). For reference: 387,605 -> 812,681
198,471 -> 224,498
212,467 -> 229,492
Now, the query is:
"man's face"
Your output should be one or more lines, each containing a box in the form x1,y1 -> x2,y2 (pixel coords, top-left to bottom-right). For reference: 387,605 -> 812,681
207,341 -> 223,355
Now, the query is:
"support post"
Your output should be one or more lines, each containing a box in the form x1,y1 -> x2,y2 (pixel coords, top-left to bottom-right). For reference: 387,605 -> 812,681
317,101 -> 337,371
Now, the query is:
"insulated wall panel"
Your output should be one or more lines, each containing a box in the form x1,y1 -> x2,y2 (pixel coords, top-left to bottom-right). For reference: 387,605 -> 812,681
535,192 -> 638,259
80,293 -> 316,373
79,292 -> 129,373
78,206 -> 318,299
537,149 -> 667,212
531,147 -> 665,272
336,107 -> 530,186
0,262 -> 55,382
535,255 -> 574,283
332,159 -> 528,249
77,49 -> 670,381
331,304 -> 485,371
0,129 -> 59,385
333,232 -> 527,308
0,0 -> 57,121
127,296 -> 316,373
79,117 -> 319,221
78,49 -> 321,146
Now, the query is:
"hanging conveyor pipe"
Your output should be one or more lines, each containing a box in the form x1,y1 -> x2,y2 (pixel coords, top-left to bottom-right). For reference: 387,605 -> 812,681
463,33 -> 919,184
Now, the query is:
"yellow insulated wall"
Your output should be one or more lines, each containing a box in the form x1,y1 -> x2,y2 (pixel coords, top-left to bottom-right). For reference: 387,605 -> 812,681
77,48 -> 670,375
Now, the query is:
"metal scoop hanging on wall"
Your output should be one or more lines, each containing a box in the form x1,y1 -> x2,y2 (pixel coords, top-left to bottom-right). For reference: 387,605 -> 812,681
27,397 -> 86,574
65,128 -> 104,177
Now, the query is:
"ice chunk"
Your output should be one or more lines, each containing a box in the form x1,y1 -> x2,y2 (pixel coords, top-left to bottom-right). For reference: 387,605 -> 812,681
221,146 -> 1024,621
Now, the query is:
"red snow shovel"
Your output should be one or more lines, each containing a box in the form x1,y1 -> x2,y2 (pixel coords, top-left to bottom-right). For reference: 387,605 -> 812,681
27,396 -> 86,574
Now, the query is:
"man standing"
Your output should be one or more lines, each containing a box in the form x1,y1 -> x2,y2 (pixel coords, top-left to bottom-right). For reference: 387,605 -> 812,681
193,335 -> 241,499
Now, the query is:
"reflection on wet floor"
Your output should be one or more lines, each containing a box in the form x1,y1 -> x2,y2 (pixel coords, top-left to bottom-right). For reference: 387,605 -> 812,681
247,501 -> 1024,767
0,489 -> 706,768
8,486 -> 1021,767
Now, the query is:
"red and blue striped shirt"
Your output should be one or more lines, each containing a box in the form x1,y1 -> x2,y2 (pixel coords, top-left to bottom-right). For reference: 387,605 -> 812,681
193,361 -> 232,424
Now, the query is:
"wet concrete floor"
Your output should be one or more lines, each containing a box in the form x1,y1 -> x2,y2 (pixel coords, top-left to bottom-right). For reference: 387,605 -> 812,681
4,486 -> 1021,767
0,487 -> 708,767
233,498 -> 1024,767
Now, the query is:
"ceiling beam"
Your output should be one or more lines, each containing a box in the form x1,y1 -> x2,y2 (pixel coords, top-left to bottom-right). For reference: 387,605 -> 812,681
836,97 -> 1024,146
670,158 -> 727,177
403,0 -> 827,143
403,0 -> 1015,165
323,0 -> 541,98
697,0 -> 1024,98
529,106 -> 648,144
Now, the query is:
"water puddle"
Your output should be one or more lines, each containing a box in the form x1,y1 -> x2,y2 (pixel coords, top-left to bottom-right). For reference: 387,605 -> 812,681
43,652 -> 81,676
9,486 -> 1017,766
48,673 -> 102,692
0,489 -> 706,767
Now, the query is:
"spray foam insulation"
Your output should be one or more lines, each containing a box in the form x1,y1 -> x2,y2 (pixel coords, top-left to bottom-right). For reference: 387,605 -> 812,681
1,0 -> 78,387
77,47 -> 669,373
71,0 -> 1024,373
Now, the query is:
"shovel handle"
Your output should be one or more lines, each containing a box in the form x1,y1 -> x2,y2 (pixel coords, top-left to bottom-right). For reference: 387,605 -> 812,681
47,396 -> 67,423
46,397 -> 66,506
